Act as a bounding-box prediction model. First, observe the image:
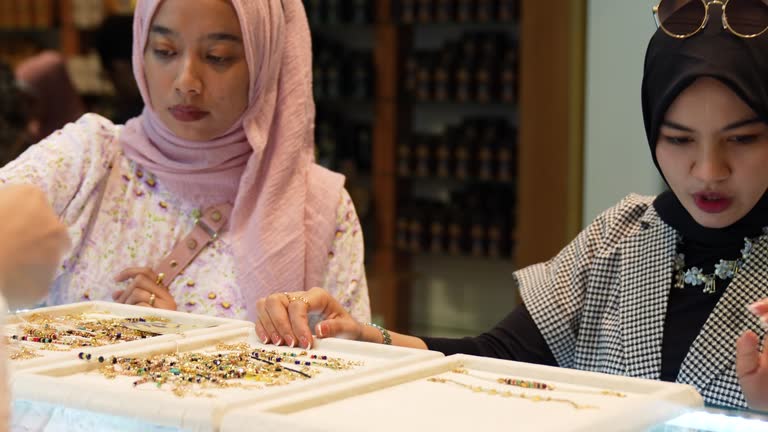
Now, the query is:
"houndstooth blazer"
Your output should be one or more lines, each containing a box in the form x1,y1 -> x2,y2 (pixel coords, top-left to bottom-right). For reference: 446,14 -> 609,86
518,194 -> 768,408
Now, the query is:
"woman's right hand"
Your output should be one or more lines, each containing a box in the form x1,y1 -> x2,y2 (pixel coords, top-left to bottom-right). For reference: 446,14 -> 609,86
0,185 -> 70,309
255,287 -> 370,349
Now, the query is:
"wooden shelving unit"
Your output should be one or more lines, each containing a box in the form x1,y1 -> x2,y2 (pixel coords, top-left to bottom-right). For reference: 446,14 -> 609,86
362,0 -> 585,333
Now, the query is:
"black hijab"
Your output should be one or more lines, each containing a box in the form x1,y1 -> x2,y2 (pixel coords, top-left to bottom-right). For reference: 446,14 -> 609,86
643,9 -> 768,248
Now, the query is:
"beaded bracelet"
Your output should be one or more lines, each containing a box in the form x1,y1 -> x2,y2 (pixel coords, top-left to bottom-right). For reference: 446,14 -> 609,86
366,322 -> 391,345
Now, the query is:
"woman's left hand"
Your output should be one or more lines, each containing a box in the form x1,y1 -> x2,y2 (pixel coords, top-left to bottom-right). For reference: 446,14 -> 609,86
737,301 -> 768,411
112,267 -> 177,311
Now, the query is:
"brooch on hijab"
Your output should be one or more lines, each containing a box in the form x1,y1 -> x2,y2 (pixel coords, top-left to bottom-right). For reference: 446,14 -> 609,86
674,228 -> 768,294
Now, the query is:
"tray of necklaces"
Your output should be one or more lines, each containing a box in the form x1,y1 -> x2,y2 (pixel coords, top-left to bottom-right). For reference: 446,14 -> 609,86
4,301 -> 251,371
218,354 -> 705,432
10,325 -> 442,432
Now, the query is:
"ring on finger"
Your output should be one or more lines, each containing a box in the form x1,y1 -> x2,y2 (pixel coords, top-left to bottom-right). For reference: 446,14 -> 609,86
148,293 -> 156,307
283,292 -> 309,307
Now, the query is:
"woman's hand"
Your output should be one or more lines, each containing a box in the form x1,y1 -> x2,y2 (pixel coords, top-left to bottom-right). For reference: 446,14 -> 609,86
255,287 -> 371,349
737,301 -> 768,411
112,267 -> 177,311
0,184 -> 70,309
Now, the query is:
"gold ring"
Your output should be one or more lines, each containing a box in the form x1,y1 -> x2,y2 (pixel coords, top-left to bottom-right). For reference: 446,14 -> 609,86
283,292 -> 309,307
155,273 -> 165,286
289,295 -> 310,307
148,293 -> 156,307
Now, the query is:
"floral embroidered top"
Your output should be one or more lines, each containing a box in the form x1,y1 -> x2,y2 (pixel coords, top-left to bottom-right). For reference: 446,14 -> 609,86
0,114 -> 371,322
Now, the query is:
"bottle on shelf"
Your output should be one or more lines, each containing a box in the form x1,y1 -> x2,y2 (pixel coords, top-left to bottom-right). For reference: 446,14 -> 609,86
456,0 -> 476,23
446,206 -> 465,256
414,135 -> 432,178
399,0 -> 417,24
433,44 -> 457,102
408,205 -> 425,253
476,0 -> 497,23
434,0 -> 456,23
417,0 -> 433,23
435,130 -> 455,178
498,0 -> 519,23
416,54 -> 435,102
500,47 -> 518,104
429,208 -> 447,254
349,0 -> 373,24
397,136 -> 413,177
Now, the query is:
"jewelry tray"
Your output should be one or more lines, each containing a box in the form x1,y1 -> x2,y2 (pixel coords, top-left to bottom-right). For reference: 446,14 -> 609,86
219,354 -> 705,432
5,301 -> 251,371
11,325 -> 442,432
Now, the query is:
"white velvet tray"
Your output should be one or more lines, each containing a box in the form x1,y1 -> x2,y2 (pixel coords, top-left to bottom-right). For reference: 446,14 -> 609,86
220,354 -> 705,432
11,326 -> 442,432
5,301 -> 250,371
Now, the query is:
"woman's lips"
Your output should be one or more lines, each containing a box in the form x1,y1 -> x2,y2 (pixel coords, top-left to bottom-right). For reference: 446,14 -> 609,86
693,192 -> 733,214
169,105 -> 209,122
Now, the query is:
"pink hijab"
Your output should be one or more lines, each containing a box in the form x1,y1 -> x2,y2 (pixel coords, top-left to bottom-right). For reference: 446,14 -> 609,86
119,0 -> 345,321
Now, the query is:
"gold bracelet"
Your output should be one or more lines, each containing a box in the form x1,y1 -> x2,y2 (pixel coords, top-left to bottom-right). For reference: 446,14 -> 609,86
366,322 -> 391,345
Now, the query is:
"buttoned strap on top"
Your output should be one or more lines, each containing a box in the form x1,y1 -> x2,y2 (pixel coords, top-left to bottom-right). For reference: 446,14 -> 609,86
154,203 -> 233,288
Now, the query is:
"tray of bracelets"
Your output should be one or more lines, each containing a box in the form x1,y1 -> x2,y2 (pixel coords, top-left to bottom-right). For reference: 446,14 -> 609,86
11,325 -> 443,432
218,354 -> 705,432
4,301 -> 252,371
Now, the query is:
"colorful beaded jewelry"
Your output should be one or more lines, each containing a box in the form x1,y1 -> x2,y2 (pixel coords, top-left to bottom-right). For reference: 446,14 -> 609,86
78,342 -> 365,398
6,313 -> 171,360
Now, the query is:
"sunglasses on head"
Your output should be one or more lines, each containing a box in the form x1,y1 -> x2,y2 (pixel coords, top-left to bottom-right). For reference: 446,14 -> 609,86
653,0 -> 768,39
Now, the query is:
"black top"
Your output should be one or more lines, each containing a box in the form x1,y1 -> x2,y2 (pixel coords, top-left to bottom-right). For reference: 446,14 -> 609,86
422,304 -> 557,366
423,288 -> 723,382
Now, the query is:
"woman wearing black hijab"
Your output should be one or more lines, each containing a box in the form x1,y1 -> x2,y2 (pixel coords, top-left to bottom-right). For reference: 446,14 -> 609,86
255,0 -> 768,410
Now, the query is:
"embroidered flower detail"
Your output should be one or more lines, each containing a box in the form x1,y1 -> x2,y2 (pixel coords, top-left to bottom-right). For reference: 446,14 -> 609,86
673,254 -> 685,271
684,267 -> 704,286
714,260 -> 736,279
741,238 -> 754,258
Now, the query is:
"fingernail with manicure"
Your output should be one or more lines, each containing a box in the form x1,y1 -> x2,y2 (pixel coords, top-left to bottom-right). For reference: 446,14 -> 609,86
300,336 -> 310,349
285,335 -> 295,348
272,333 -> 282,346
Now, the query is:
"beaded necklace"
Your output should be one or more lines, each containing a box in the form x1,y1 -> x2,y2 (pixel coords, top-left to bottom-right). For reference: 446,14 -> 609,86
427,377 -> 597,410
6,314 -> 169,358
450,368 -> 626,398
78,342 -> 364,397
673,228 -> 768,294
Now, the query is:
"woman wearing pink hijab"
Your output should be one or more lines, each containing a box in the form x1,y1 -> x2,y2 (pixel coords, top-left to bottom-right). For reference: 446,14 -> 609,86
0,0 -> 371,342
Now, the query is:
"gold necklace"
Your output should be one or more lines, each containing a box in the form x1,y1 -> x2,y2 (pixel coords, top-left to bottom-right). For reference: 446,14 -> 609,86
451,368 -> 626,398
427,377 -> 597,410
